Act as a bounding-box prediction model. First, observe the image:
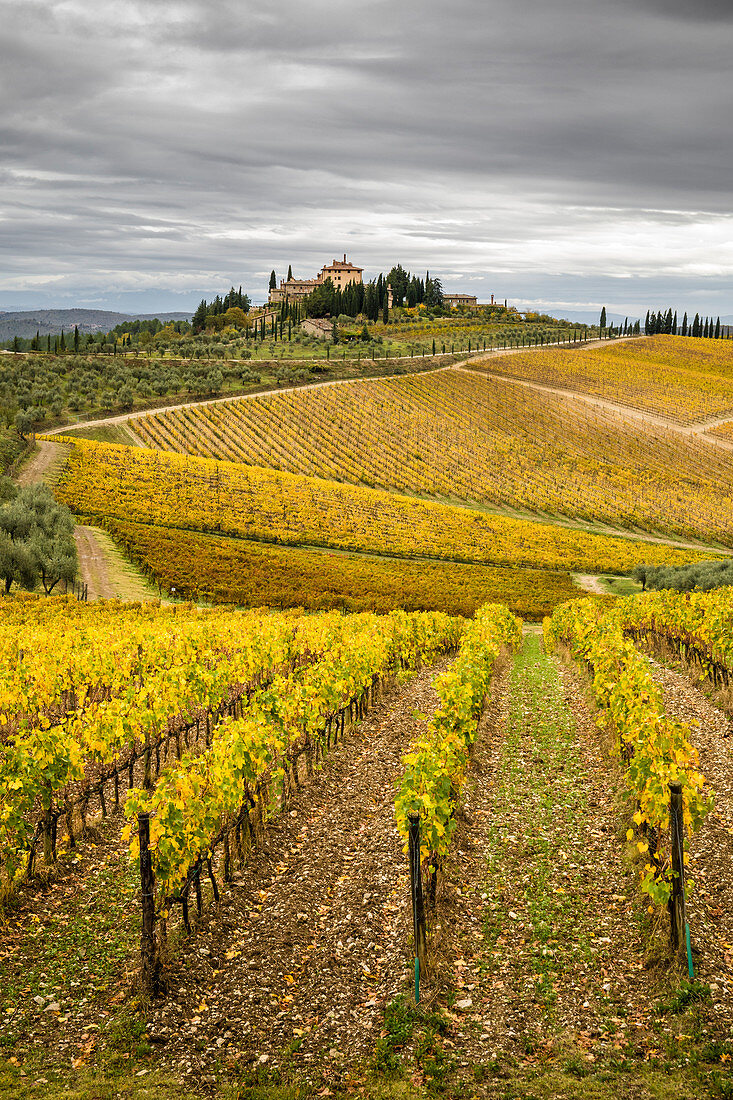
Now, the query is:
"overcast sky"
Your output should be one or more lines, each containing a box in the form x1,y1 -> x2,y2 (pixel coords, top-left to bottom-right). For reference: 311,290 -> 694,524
1,0 -> 732,317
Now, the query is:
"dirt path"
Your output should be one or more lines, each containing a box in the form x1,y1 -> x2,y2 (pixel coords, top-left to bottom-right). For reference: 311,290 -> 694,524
14,439 -> 69,486
73,525 -> 116,599
13,440 -> 158,603
14,440 -> 117,599
574,572 -> 607,594
142,657 -> 451,1088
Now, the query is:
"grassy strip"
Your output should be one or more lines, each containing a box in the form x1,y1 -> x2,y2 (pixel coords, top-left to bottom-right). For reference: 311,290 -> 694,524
481,634 -> 600,1016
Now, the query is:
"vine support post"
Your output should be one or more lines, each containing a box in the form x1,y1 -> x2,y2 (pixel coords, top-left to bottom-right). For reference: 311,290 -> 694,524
138,811 -> 158,995
668,781 -> 685,956
408,813 -> 427,998
42,800 -> 55,865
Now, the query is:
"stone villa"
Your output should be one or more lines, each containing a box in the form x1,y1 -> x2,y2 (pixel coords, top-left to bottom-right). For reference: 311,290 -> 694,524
269,255 -> 363,304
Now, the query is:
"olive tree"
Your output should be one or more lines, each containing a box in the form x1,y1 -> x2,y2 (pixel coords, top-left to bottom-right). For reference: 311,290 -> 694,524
0,483 -> 78,594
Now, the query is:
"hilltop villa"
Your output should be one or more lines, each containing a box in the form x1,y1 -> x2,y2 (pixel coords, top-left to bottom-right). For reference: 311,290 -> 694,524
269,255 -> 363,304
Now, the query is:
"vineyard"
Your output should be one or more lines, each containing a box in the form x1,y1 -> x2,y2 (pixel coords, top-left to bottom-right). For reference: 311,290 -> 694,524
0,595 -> 461,895
546,597 -> 711,908
39,433 -> 723,619
129,365 -> 733,545
100,517 -> 584,619
471,335 -> 733,425
6,346 -> 733,1097
49,436 -> 719,569
3,579 -> 733,1097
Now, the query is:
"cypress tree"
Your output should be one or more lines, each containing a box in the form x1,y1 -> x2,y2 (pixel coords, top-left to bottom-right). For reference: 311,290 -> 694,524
704,317 -> 709,338
644,310 -> 650,335
673,310 -> 677,334
715,316 -> 721,339
287,265 -> 293,281
665,308 -> 673,334
681,311 -> 688,336
74,325 -> 79,353
59,329 -> 66,352
269,270 -> 277,291
599,306 -> 607,329
692,313 -> 700,337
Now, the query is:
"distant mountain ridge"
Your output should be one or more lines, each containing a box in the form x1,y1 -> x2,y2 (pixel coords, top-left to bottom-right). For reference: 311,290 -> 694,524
0,308 -> 192,341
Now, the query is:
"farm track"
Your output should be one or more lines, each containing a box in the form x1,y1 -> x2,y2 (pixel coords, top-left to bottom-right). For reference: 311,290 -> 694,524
14,439 -> 67,487
73,525 -> 116,599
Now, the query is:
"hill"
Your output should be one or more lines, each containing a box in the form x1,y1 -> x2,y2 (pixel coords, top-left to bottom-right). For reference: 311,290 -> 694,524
0,308 -> 192,341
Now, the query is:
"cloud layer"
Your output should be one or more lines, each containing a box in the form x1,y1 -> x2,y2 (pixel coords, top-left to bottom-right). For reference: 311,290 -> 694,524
1,0 -> 731,313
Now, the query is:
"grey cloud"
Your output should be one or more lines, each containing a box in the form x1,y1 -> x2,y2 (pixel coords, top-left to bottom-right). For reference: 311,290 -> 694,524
627,0 -> 733,19
0,0 -> 732,311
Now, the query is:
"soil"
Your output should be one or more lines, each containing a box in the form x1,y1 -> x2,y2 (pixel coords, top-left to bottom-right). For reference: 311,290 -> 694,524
4,638 -> 733,1099
575,573 -> 607,595
73,525 -> 116,599
14,440 -> 68,487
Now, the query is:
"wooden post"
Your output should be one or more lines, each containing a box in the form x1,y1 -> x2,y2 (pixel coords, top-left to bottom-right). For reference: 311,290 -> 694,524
194,862 -> 203,917
138,812 -> 158,995
42,802 -> 55,865
408,813 -> 427,988
223,832 -> 232,882
669,781 -> 685,955
143,730 -> 152,790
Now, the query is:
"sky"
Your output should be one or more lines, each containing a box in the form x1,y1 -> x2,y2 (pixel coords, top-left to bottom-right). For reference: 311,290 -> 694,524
1,0 -> 732,318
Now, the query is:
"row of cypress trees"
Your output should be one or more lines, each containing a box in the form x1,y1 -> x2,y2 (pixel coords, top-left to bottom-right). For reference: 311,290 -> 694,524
644,309 -> 726,338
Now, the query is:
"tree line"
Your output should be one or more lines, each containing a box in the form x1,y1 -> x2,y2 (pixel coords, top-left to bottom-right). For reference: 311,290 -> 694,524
644,309 -> 725,339
191,288 -> 251,334
598,308 -> 641,336
597,305 -> 728,339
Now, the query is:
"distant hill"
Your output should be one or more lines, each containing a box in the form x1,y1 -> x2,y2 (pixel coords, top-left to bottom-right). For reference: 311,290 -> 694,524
0,309 -> 192,342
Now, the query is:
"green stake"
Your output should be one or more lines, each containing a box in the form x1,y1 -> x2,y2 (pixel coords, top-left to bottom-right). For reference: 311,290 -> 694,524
686,923 -> 694,980
415,957 -> 420,1003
